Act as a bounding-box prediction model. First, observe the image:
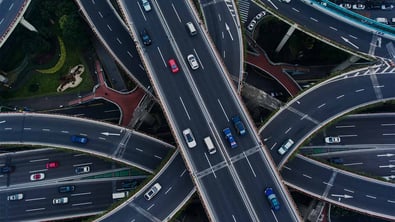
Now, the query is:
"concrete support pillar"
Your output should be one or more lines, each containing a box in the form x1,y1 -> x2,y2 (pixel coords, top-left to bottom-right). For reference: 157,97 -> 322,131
330,55 -> 361,73
275,24 -> 297,53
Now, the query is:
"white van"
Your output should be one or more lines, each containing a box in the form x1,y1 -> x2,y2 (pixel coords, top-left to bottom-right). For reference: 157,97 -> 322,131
204,137 -> 216,154
112,191 -> 129,199
186,22 -> 197,36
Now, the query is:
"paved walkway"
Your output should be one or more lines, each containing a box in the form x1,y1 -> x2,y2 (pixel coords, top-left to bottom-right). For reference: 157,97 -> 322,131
68,60 -> 145,126
245,35 -> 302,97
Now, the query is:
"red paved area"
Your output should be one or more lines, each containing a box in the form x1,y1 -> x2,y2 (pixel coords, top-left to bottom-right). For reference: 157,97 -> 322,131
245,37 -> 302,97
68,60 -> 145,126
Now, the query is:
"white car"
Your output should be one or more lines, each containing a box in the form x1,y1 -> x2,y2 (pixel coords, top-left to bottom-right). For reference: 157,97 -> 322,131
187,54 -> 199,70
30,173 -> 45,181
75,166 -> 90,174
339,3 -> 352,9
324,136 -> 341,144
7,193 -> 23,201
141,0 -> 151,12
182,128 -> 197,148
144,183 -> 162,200
352,4 -> 365,10
277,139 -> 294,155
280,0 -> 291,3
53,197 -> 68,205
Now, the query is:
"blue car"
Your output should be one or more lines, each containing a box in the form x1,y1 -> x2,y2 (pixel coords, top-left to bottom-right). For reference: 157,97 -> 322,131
223,128 -> 237,148
71,135 -> 88,144
265,187 -> 280,211
231,115 -> 246,136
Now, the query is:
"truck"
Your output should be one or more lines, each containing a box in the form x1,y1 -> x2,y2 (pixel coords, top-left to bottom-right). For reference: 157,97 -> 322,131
231,115 -> 246,136
112,191 -> 129,199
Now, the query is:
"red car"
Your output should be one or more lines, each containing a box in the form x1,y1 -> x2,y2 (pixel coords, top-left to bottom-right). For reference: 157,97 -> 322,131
168,59 -> 179,73
46,161 -> 59,169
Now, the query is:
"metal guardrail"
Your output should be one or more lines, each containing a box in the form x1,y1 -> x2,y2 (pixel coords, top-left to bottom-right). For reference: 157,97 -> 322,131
313,0 -> 395,37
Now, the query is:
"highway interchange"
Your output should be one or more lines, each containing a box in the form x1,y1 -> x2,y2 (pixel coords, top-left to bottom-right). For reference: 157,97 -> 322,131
1,0 -> 395,221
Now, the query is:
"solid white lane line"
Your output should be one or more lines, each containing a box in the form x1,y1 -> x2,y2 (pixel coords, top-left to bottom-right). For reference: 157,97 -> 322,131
244,152 -> 256,178
72,202 -> 92,206
180,169 -> 187,177
303,174 -> 312,179
344,189 -> 354,193
71,192 -> 91,196
29,158 -> 48,162
217,99 -> 229,121
366,195 -> 376,199
335,125 -> 355,128
171,3 -> 182,23
179,97 -> 191,120
25,197 -> 46,201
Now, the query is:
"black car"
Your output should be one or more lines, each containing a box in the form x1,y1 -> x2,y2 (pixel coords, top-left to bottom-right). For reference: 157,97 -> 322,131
58,185 -> 75,193
140,29 -> 152,46
1,165 -> 15,174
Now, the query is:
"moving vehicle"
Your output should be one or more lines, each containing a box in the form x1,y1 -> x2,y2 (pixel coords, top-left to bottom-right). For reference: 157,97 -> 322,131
324,136 -> 341,144
277,139 -> 294,155
112,191 -> 129,199
339,3 -> 352,9
185,22 -> 197,36
264,187 -> 280,211
144,183 -> 162,200
223,128 -> 238,148
30,173 -> 45,181
375,17 -> 389,24
140,29 -> 152,46
187,54 -> 199,70
327,157 -> 344,164
7,193 -> 23,201
71,135 -> 88,144
204,136 -> 216,154
1,165 -> 15,174
75,166 -> 90,174
53,197 -> 68,205
352,4 -> 365,10
280,0 -> 291,3
141,0 -> 151,12
46,161 -> 59,169
58,185 -> 75,193
231,115 -> 246,136
168,59 -> 179,73
182,128 -> 197,148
